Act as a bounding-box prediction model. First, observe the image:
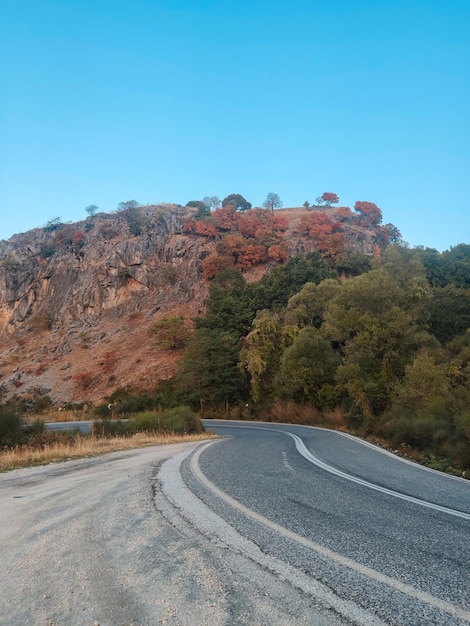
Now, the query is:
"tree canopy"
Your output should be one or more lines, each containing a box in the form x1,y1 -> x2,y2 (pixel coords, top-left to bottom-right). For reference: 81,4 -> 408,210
222,193 -> 252,212
263,192 -> 283,211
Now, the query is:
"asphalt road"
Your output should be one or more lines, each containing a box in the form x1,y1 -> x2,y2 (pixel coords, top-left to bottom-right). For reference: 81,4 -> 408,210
2,421 -> 469,625
186,420 -> 470,626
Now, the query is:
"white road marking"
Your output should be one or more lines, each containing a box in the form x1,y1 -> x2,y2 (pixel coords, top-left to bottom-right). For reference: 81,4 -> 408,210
288,433 -> 470,521
282,451 -> 294,472
191,441 -> 470,624
213,422 -> 470,520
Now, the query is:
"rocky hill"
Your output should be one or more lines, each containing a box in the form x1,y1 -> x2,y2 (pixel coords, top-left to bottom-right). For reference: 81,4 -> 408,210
0,203 -> 393,407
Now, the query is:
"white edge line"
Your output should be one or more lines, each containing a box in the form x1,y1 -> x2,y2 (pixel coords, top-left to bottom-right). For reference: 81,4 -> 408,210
191,442 -> 470,624
208,422 -> 470,519
289,433 -> 470,521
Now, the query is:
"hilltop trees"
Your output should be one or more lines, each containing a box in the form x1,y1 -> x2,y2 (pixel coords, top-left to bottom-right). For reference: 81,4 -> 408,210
117,200 -> 140,211
354,201 -> 382,226
321,192 -> 339,206
263,192 -> 283,211
202,196 -> 221,210
222,193 -> 252,212
85,204 -> 98,217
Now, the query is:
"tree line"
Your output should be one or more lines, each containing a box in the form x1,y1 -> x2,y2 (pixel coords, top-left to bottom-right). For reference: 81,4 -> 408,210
162,243 -> 470,473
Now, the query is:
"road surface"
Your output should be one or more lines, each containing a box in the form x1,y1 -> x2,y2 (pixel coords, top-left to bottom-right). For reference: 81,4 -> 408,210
1,421 -> 469,625
191,421 -> 470,625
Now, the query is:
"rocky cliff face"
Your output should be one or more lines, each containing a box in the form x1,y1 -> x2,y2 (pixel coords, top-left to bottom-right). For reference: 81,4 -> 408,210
0,204 -> 384,406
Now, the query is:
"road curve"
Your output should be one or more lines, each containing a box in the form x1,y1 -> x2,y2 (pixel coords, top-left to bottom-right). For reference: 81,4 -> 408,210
1,439 -> 351,626
178,420 -> 470,625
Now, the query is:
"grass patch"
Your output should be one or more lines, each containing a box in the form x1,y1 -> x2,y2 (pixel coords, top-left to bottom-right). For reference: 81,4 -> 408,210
0,432 -> 216,472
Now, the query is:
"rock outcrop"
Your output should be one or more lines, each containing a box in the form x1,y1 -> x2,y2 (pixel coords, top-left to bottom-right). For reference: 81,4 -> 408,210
0,204 -> 388,406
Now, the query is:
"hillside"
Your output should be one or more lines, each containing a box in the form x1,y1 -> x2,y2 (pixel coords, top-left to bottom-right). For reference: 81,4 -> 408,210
0,203 -> 395,407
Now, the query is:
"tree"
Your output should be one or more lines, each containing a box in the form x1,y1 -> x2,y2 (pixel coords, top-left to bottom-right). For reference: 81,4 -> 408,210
117,200 -> 139,211
298,213 -> 345,263
186,200 -> 207,211
321,192 -> 339,206
85,204 -> 98,217
175,328 -> 247,411
323,269 -> 432,418
252,252 -> 335,311
202,196 -> 221,210
263,192 -> 283,211
284,279 -> 341,329
239,310 -> 283,403
198,268 -> 255,336
353,201 -> 382,226
186,200 -> 210,218
335,253 -> 372,278
424,285 -> 470,344
44,217 -> 62,232
222,193 -> 252,212
275,327 -> 338,407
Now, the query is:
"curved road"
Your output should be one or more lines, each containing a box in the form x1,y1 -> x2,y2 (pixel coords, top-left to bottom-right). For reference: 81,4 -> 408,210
1,421 -> 469,625
182,420 -> 469,625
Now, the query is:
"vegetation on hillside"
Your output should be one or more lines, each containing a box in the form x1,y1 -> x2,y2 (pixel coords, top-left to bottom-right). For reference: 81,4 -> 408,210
170,242 -> 470,473
1,196 -> 469,476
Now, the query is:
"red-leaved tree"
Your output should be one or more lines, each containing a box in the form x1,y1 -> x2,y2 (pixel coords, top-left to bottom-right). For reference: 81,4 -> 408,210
321,192 -> 339,206
354,201 -> 383,227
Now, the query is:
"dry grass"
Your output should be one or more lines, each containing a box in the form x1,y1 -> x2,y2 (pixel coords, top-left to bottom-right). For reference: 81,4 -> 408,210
0,432 -> 217,472
263,401 -> 348,430
27,410 -> 92,423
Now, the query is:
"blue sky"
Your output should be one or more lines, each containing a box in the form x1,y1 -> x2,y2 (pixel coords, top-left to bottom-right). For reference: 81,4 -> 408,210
1,0 -> 468,251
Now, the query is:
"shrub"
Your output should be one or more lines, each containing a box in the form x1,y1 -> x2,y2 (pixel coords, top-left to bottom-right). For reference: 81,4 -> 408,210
92,419 -> 133,437
161,406 -> 203,433
32,395 -> 52,414
0,410 -> 24,447
149,316 -> 189,350
73,372 -> 94,389
130,406 -> 203,434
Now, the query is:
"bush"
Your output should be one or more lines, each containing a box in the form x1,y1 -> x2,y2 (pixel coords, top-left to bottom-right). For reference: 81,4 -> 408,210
0,410 -> 25,447
92,406 -> 203,438
131,406 -> 203,434
32,395 -> 52,414
92,419 -> 133,437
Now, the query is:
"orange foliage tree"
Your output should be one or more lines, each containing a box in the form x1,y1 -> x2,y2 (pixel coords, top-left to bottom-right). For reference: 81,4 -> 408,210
202,254 -> 234,279
298,213 -> 345,263
354,201 -> 383,227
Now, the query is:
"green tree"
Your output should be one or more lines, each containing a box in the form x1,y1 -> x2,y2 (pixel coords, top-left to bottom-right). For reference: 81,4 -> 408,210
117,199 -> 139,211
323,269 -> 433,419
222,193 -> 252,212
252,253 -> 335,311
425,285 -> 470,344
239,310 -> 283,403
335,253 -> 372,278
44,217 -> 62,232
175,328 -> 246,412
197,268 -> 255,336
284,279 -> 341,329
186,200 -> 211,219
275,327 -> 337,408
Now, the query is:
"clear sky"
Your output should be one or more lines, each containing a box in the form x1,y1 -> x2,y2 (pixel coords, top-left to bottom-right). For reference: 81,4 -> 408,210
1,0 -> 468,251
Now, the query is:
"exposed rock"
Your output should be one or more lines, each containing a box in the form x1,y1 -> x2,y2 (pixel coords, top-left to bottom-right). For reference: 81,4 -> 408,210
0,204 -> 386,405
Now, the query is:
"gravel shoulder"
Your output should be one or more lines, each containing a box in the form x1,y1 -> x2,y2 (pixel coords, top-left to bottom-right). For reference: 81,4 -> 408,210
0,441 -> 351,626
